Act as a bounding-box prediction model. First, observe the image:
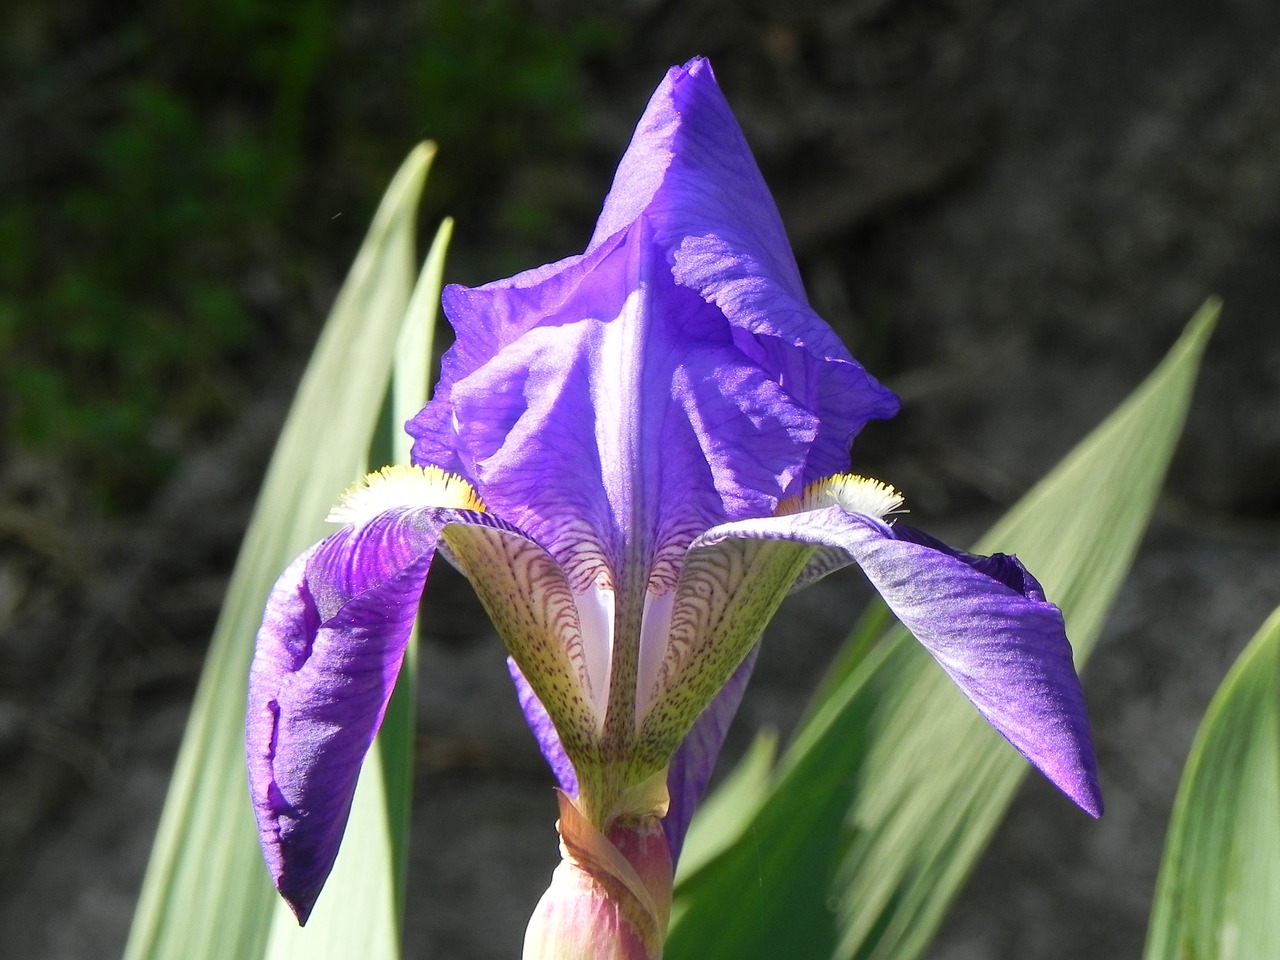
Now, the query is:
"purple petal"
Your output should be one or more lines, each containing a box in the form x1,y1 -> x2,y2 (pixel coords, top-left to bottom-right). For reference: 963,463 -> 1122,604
890,524 -> 1048,599
696,510 -> 1102,817
593,57 -> 900,481
508,657 -> 578,797
246,508 -> 449,922
439,256 -> 832,594
407,235 -> 627,486
408,58 -> 897,598
662,645 -> 760,861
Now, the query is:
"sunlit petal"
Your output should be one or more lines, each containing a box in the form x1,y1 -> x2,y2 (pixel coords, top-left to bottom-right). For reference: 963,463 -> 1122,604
697,506 -> 1102,816
247,506 -> 448,922
633,535 -> 812,775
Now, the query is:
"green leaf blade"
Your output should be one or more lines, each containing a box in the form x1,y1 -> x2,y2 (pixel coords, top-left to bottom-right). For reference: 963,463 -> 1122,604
263,196 -> 451,960
380,215 -> 454,911
125,143 -> 438,960
1144,604 -> 1280,960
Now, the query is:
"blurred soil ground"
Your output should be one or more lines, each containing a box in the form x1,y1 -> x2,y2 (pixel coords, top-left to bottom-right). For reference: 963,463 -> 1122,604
3,1 -> 1280,958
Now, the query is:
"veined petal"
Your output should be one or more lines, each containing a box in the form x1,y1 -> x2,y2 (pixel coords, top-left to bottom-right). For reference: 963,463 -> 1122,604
408,233 -> 628,485
247,467 -> 494,922
408,58 -> 898,601
441,520 -> 604,769
661,645 -> 760,860
248,507 -> 446,922
504,622 -> 754,845
633,535 -> 814,778
413,223 -> 836,597
697,504 -> 1103,817
591,56 -> 900,479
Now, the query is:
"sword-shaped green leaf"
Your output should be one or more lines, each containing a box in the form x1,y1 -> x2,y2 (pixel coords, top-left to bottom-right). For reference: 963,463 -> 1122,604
261,217 -> 452,960
1144,604 -> 1280,960
125,143 -> 441,960
668,301 -> 1219,960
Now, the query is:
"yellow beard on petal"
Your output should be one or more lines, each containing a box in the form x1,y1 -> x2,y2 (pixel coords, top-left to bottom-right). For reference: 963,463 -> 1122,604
325,464 -> 486,526
776,473 -> 906,521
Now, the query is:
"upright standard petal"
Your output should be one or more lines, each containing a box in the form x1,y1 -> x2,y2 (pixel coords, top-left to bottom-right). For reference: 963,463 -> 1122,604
593,56 -> 900,483
408,57 -> 898,599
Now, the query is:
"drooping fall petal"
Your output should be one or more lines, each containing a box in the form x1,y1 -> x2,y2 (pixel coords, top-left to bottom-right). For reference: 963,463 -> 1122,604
247,467 -> 493,921
694,504 -> 1102,817
247,510 -> 442,921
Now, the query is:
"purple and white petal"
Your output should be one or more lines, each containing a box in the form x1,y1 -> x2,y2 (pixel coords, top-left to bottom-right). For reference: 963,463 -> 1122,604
442,518 -> 608,772
592,56 -> 900,480
246,491 -> 502,923
634,533 -> 812,776
408,58 -> 898,602
407,234 -> 627,484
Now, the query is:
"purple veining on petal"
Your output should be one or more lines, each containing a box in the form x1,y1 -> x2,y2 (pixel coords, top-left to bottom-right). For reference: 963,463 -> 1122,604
662,644 -> 760,861
593,56 -> 900,481
695,509 -> 1102,817
409,234 -> 628,486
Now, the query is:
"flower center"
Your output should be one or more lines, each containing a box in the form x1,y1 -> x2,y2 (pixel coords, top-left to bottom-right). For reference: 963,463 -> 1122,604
326,464 -> 485,526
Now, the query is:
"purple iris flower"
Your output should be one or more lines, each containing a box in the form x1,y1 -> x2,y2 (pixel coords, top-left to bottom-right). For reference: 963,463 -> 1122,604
246,57 -> 1100,948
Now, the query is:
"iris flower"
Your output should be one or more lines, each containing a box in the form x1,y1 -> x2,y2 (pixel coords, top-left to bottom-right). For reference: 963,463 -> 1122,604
247,57 -> 1100,959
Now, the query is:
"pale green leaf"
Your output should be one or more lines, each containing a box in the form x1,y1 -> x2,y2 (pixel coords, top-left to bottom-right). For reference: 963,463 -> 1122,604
667,300 -> 1219,960
389,218 -> 454,466
125,143 -> 438,960
263,212 -> 452,960
1144,604 -> 1280,960
380,215 -> 454,903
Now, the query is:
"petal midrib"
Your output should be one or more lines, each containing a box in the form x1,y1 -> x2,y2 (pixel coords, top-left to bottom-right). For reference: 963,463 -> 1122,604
597,216 -> 663,764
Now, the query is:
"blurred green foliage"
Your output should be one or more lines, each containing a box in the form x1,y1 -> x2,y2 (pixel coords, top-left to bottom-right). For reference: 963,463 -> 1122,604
2,0 -> 618,510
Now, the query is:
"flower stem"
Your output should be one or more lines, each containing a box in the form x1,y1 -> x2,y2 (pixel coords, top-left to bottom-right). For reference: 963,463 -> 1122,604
523,791 -> 673,960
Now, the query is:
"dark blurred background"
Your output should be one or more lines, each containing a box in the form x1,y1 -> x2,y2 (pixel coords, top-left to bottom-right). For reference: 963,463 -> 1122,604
2,1 -> 1279,958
